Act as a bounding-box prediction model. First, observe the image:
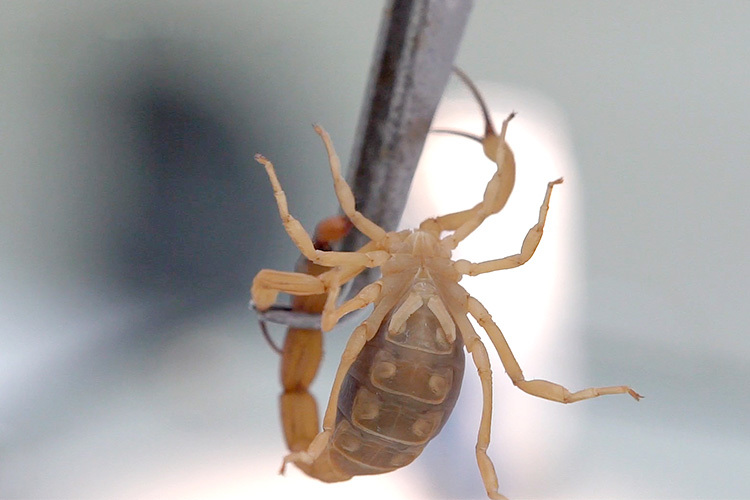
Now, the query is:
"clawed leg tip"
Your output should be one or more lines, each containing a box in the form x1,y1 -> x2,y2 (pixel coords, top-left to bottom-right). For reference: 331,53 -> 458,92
279,457 -> 292,476
488,491 -> 510,500
254,153 -> 269,164
629,388 -> 644,401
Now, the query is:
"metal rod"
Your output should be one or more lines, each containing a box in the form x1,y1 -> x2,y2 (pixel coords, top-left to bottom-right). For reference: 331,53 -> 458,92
344,0 -> 474,242
254,0 -> 473,329
342,0 -> 474,295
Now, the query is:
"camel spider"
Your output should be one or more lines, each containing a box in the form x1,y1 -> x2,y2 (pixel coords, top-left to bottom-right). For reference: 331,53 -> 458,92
251,70 -> 641,499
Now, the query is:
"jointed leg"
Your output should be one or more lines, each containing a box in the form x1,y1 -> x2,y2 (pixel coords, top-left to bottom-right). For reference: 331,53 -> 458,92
253,267 -> 381,332
467,296 -> 642,403
424,112 -> 517,244
313,125 -> 387,242
253,234 -> 383,332
255,154 -> 388,269
314,238 -> 380,285
252,269 -> 326,311
454,178 -> 564,276
281,291 -> 401,472
320,279 -> 382,331
280,322 -> 367,473
419,207 -> 476,236
452,306 -> 508,500
426,69 -> 518,246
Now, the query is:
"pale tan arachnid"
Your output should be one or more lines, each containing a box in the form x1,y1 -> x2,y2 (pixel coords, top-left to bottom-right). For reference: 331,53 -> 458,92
251,70 -> 642,500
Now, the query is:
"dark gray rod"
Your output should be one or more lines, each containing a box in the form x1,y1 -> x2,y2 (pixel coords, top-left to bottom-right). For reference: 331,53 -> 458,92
256,0 -> 474,329
342,0 -> 474,297
344,0 -> 474,244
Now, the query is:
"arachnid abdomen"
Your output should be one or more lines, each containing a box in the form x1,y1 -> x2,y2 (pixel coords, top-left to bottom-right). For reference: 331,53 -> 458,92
328,281 -> 465,476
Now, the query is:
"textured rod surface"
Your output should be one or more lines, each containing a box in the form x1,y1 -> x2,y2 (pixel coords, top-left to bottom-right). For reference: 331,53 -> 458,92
344,0 -> 474,241
257,0 -> 473,328
342,0 -> 474,294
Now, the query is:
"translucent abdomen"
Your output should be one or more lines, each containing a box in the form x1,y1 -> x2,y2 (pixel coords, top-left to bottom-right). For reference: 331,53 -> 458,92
327,299 -> 465,476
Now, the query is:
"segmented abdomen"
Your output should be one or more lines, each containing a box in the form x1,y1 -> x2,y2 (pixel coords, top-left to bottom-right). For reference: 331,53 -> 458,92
327,300 -> 465,476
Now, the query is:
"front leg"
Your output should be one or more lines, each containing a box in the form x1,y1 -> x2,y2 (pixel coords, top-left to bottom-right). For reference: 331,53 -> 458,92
422,112 -> 517,244
313,125 -> 388,242
454,178 -> 563,276
254,154 -> 389,269
425,69 -> 518,246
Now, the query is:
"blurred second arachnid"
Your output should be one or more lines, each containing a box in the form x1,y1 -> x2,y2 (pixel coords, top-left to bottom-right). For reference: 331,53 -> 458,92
251,69 -> 641,500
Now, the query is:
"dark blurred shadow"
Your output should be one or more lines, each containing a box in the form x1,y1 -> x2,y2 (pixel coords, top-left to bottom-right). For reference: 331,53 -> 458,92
89,39 -> 272,326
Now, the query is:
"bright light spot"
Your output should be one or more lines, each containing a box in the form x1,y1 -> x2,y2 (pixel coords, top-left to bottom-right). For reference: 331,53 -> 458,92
137,458 -> 432,500
402,82 -> 586,494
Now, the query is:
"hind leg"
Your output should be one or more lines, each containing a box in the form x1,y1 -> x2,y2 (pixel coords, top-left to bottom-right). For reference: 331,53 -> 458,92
467,296 -> 642,403
452,306 -> 509,500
